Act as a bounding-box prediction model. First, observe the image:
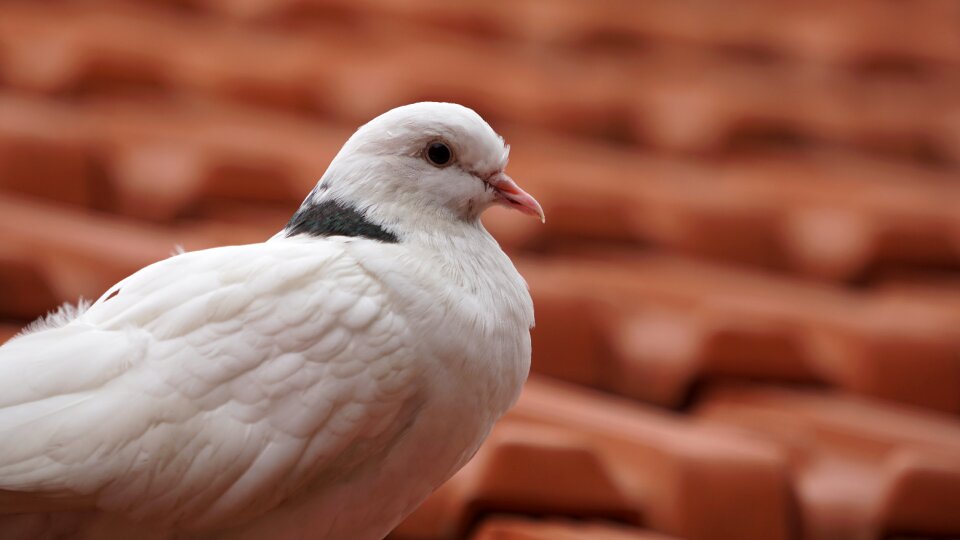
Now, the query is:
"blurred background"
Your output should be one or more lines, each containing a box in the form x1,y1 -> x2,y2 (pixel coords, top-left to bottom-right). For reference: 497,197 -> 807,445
1,1 -> 960,539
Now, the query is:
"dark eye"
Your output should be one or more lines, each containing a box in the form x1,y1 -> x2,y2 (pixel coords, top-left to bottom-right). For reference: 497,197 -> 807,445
425,141 -> 452,167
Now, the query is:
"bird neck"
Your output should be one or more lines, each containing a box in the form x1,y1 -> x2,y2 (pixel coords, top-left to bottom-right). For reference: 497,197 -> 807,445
285,185 -> 533,336
407,219 -> 512,291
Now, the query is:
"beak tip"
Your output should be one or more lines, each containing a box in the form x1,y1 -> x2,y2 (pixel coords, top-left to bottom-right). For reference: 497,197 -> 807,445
489,172 -> 545,224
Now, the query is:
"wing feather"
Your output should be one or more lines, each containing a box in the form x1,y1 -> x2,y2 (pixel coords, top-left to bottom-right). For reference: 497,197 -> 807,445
0,239 -> 421,528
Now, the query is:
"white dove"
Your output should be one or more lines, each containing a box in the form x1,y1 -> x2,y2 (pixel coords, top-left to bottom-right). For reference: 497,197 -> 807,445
0,102 -> 543,539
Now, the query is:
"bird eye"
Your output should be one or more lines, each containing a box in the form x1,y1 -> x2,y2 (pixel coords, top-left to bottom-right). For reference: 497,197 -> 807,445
425,141 -> 452,167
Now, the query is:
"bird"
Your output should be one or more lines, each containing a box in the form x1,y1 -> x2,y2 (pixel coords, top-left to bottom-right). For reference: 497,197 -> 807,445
0,102 -> 543,539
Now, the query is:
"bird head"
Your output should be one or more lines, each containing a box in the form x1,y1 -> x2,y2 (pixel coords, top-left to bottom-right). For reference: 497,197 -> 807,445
298,103 -> 544,238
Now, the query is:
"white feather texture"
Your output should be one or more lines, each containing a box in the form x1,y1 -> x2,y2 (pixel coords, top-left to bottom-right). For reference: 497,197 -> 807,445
14,299 -> 91,338
0,102 -> 535,539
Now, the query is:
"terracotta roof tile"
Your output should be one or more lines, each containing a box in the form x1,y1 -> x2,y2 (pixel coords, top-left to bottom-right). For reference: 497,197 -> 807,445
0,194 -> 269,311
0,324 -> 22,345
520,254 -> 960,412
874,280 -> 960,319
0,2 -> 328,107
456,422 -> 638,520
695,384 -> 960,539
0,249 -> 60,320
180,0 -> 960,68
394,377 -> 795,540
502,136 -> 960,277
0,137 -> 100,208
3,3 -> 958,159
470,517 -> 678,540
0,93 -> 343,221
9,90 -> 956,279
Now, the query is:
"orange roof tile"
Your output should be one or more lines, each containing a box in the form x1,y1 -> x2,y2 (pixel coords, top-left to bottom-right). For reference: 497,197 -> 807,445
470,517 -> 678,540
0,324 -> 23,345
3,3 -> 958,159
183,0 -> 960,68
0,93 -> 344,221
5,90 -> 959,279
395,377 -> 796,540
0,194 -> 269,310
695,384 -> 960,538
519,253 -> 960,412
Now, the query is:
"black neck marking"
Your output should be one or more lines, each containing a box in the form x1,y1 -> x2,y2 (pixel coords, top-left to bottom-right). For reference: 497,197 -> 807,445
285,200 -> 399,243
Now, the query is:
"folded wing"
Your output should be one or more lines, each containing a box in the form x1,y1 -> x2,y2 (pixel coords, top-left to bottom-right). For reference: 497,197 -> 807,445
0,239 -> 421,528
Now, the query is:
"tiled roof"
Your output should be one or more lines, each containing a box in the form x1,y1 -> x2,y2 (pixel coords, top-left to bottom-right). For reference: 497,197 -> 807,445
1,1 -> 958,538
471,518 -> 678,540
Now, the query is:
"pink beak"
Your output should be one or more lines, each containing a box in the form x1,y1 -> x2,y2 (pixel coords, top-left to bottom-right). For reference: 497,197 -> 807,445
487,172 -> 545,223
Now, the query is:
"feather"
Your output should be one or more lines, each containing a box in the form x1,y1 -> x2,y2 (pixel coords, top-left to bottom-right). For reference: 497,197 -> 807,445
14,299 -> 91,339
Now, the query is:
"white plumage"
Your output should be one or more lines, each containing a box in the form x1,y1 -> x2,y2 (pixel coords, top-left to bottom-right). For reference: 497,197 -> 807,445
0,103 -> 541,539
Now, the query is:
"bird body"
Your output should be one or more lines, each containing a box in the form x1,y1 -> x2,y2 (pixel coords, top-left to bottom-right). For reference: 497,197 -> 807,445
0,103 -> 540,539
